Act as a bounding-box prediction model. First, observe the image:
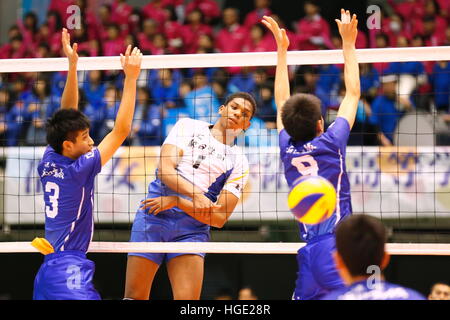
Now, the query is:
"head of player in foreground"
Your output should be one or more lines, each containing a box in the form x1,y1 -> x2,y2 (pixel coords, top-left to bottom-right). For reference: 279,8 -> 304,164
333,215 -> 390,285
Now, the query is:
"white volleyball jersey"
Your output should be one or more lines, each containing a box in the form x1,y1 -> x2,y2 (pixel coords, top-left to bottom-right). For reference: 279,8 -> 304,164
162,118 -> 249,201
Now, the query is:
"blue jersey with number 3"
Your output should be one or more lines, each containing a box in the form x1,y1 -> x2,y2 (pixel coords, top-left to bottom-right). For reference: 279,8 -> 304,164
279,117 -> 352,241
38,146 -> 102,253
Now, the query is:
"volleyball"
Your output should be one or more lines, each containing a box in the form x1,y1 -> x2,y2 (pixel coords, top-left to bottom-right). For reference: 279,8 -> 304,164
287,176 -> 337,225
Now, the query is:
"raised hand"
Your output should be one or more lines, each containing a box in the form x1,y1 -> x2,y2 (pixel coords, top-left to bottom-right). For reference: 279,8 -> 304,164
61,28 -> 78,65
335,9 -> 358,46
120,45 -> 143,80
261,15 -> 289,51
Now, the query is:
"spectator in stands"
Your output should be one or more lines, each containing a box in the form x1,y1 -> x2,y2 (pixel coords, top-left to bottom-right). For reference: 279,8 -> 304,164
253,81 -> 276,127
181,9 -> 213,54
111,0 -> 133,36
421,15 -> 446,46
0,88 -> 10,146
216,8 -> 248,54
388,0 -> 425,22
48,0 -> 74,24
131,87 -> 162,146
25,78 -> 59,145
138,18 -> 159,55
315,64 -> 341,116
370,74 -> 413,146
184,70 -> 219,122
142,0 -> 167,27
185,0 -> 221,24
150,69 -> 181,108
428,282 -> 450,300
0,35 -> 28,59
6,98 -> 29,146
45,10 -> 64,55
295,0 -> 332,50
373,33 -> 390,74
359,63 -> 380,102
244,0 -> 272,30
96,4 -> 113,42
243,24 -> 276,52
18,11 -> 39,52
161,80 -> 191,137
98,85 -> 120,140
293,65 -> 318,96
227,67 -> 257,95
103,24 -> 124,56
162,6 -> 183,54
429,61 -> 450,112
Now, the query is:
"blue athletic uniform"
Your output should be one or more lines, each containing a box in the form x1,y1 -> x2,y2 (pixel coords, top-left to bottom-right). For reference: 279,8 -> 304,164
33,146 -> 102,300
129,118 -> 249,265
321,280 -> 425,300
279,116 -> 352,300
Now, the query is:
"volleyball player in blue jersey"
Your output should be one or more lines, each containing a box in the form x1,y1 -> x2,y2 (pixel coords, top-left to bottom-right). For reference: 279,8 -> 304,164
32,29 -> 142,300
322,215 -> 425,300
262,9 -> 360,300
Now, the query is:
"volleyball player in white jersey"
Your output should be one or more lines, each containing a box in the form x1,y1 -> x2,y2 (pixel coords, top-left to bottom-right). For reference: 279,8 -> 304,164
125,92 -> 257,300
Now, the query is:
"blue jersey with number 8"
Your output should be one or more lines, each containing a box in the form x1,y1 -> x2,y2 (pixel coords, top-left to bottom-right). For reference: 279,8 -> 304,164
279,117 -> 352,242
38,146 -> 102,253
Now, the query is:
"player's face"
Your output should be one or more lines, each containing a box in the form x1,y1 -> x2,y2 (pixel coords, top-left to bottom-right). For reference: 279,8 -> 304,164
429,284 -> 450,300
220,98 -> 253,132
71,129 -> 94,158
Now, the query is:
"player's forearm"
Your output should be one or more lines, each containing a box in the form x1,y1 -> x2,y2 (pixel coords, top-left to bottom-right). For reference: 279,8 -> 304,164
274,48 -> 290,111
113,76 -> 137,138
60,64 -> 78,109
175,197 -> 226,228
158,163 -> 204,199
342,43 -> 360,98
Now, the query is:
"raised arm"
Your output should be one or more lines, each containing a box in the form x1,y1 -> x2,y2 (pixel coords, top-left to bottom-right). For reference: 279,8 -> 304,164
97,45 -> 142,166
335,9 -> 361,129
262,16 -> 290,133
60,28 -> 79,110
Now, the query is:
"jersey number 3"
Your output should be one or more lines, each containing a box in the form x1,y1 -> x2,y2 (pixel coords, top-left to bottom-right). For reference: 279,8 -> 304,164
45,182 -> 60,218
291,155 -> 319,176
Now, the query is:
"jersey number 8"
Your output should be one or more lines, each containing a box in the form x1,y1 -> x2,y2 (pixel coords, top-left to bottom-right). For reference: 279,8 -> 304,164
291,155 -> 319,176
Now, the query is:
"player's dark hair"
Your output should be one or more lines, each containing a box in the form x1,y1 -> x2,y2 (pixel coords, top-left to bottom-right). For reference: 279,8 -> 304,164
224,92 -> 257,118
281,93 -> 322,142
335,215 -> 387,277
46,109 -> 90,154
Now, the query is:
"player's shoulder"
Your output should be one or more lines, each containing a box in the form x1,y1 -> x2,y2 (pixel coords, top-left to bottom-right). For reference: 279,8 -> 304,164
177,117 -> 211,129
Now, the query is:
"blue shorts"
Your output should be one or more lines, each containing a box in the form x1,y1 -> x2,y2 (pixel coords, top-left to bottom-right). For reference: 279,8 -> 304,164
293,233 -> 345,300
33,251 -> 101,300
129,209 -> 210,265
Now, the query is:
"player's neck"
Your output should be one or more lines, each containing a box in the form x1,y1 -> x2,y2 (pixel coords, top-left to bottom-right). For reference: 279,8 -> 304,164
210,122 -> 241,146
348,274 -> 386,285
61,149 -> 77,160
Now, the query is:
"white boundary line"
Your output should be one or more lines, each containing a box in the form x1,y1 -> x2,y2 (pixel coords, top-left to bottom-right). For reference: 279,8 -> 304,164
1,242 -> 450,255
0,47 -> 449,73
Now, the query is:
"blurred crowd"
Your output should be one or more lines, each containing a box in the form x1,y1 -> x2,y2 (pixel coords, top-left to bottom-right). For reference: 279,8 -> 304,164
0,0 -> 449,147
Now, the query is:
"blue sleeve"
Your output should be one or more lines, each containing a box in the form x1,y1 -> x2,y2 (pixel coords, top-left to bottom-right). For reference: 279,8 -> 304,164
279,129 -> 291,157
322,117 -> 351,150
68,148 -> 102,184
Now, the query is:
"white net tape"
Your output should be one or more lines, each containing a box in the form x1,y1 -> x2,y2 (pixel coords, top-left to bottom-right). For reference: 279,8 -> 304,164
0,242 -> 450,255
0,47 -> 449,72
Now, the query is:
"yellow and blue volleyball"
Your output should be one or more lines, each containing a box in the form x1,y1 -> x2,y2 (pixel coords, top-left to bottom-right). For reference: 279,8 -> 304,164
288,176 -> 337,225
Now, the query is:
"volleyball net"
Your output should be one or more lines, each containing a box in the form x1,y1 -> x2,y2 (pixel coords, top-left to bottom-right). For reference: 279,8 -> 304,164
0,47 -> 449,255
